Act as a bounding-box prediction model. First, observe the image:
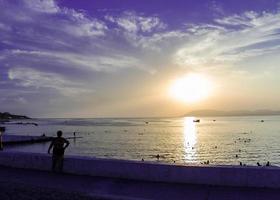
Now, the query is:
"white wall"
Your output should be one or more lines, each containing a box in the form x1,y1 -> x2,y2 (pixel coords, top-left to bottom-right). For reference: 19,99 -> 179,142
0,151 -> 279,188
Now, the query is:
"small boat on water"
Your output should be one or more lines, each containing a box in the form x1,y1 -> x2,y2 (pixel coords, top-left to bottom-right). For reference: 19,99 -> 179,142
193,119 -> 200,123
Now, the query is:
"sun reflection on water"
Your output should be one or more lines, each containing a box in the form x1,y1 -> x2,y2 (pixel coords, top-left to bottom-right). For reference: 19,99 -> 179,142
183,117 -> 197,162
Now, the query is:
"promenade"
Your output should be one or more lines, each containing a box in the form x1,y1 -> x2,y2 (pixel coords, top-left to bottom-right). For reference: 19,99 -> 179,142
1,165 -> 280,200
1,151 -> 280,199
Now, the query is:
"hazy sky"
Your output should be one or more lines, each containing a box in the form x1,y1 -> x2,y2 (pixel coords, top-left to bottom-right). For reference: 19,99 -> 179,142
1,0 -> 280,117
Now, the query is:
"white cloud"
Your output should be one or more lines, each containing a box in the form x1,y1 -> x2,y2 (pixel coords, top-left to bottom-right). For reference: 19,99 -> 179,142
8,68 -> 92,96
24,0 -> 59,13
215,11 -> 259,26
9,49 -> 142,72
209,1 -> 225,16
62,8 -> 108,37
173,11 -> 280,69
106,11 -> 166,33
2,0 -> 280,97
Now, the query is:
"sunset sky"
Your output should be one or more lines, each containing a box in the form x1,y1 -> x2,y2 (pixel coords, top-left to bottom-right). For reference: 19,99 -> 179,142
1,0 -> 280,117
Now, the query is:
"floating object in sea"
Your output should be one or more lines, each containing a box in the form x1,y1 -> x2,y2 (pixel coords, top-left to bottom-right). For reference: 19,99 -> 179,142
141,158 -> 144,162
203,160 -> 210,165
173,160 -> 176,163
156,154 -> 160,160
192,147 -> 194,149
213,119 -> 216,122
257,162 -> 261,166
260,120 -> 264,122
266,161 -> 270,166
237,138 -> 251,143
145,121 -> 149,124
239,149 -> 241,152
193,119 -> 200,123
214,146 -> 217,149
235,154 -> 238,158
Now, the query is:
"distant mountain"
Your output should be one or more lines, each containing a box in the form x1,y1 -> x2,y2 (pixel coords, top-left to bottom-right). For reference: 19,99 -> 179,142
0,112 -> 31,120
185,109 -> 280,117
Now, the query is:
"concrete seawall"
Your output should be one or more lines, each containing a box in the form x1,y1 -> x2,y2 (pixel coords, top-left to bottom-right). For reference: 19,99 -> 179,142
0,151 -> 279,189
2,135 -> 53,145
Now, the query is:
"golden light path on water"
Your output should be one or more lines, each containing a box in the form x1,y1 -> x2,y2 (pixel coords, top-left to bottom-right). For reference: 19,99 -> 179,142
183,117 -> 197,162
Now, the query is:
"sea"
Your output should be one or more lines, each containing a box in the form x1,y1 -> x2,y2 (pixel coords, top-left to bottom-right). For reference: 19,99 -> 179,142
3,116 -> 280,166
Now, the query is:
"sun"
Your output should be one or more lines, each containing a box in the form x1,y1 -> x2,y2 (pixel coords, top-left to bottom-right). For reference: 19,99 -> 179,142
169,73 -> 212,103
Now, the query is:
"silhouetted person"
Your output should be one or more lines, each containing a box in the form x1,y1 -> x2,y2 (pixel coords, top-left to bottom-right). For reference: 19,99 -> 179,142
266,161 -> 270,166
156,154 -> 160,160
48,130 -> 69,173
0,127 -> 6,151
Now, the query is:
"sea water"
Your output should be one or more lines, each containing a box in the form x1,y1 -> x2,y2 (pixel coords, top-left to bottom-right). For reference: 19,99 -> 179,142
3,116 -> 280,166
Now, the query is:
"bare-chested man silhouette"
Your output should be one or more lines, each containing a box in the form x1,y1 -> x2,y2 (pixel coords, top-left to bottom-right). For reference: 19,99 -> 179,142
48,130 -> 69,173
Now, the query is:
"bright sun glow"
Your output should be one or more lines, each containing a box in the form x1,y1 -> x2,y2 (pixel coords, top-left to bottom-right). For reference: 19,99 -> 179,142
169,73 -> 212,103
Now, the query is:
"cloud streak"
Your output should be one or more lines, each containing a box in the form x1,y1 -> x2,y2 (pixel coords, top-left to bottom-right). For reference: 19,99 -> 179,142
8,67 -> 93,96
173,11 -> 280,69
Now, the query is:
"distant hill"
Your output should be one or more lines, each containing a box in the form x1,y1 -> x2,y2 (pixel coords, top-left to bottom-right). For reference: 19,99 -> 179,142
185,109 -> 280,117
0,112 -> 31,120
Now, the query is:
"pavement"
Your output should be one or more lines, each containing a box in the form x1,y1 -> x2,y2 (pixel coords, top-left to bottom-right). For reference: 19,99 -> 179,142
0,166 -> 280,200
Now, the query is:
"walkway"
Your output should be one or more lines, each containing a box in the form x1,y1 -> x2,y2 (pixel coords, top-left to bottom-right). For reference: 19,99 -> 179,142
0,166 -> 279,200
